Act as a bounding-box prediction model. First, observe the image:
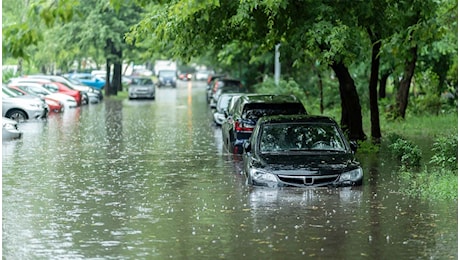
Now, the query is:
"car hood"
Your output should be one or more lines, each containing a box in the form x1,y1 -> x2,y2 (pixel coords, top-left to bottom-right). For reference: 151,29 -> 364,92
253,153 -> 359,175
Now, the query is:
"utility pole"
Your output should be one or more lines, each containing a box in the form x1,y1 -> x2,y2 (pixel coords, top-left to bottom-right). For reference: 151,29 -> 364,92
274,43 -> 281,85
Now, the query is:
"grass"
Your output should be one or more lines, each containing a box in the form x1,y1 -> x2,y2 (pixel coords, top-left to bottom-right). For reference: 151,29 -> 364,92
104,90 -> 129,101
379,112 -> 458,201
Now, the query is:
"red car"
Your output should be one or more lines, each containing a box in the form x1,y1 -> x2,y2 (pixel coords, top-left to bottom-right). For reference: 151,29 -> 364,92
9,78 -> 83,106
42,81 -> 82,105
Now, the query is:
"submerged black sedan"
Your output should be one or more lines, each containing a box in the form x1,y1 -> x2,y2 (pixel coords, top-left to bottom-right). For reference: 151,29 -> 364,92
242,115 -> 363,188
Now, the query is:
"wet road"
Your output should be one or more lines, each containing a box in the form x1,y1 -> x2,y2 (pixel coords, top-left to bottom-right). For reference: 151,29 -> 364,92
2,81 -> 457,259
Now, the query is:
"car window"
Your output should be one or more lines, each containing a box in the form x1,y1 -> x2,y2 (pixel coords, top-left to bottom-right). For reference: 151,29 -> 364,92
131,78 -> 153,85
259,123 -> 346,152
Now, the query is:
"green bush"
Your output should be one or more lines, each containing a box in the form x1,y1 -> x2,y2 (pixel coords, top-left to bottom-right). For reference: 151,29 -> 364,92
429,134 -> 458,172
388,138 -> 422,168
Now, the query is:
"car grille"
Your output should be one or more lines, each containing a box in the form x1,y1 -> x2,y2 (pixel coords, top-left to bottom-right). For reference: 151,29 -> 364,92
278,174 -> 339,186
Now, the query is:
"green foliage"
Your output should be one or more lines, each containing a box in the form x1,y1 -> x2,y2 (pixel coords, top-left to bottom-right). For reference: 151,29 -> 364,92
252,78 -> 307,106
2,70 -> 16,83
429,134 -> 458,171
399,167 -> 457,201
388,137 -> 422,168
390,131 -> 457,201
2,23 -> 42,59
356,140 -> 380,154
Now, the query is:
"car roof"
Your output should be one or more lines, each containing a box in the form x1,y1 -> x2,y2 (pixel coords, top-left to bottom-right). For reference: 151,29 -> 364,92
257,114 -> 338,125
238,94 -> 299,104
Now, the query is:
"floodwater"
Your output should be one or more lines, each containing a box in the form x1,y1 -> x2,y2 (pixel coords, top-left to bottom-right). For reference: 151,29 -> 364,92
2,81 -> 457,259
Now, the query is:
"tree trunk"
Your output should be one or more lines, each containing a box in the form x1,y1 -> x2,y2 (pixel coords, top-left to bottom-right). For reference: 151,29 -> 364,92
318,71 -> 324,114
396,46 -> 417,119
379,70 -> 390,99
113,63 -> 122,93
17,58 -> 23,76
330,61 -> 366,141
369,41 -> 382,142
105,59 -> 113,97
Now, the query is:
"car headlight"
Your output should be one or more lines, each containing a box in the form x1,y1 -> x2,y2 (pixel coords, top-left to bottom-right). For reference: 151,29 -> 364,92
250,168 -> 278,183
339,167 -> 363,182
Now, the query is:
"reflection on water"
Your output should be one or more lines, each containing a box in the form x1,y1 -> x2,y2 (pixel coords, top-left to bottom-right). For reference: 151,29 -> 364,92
2,81 -> 457,259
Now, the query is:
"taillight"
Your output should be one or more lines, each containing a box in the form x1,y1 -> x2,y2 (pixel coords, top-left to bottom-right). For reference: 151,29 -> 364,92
234,121 -> 254,132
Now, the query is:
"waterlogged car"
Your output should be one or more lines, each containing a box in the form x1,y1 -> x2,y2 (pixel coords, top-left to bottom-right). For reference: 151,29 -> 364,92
2,117 -> 23,140
222,94 -> 307,154
157,70 -> 177,88
8,83 -> 78,109
242,115 -> 363,188
128,77 -> 155,100
2,85 -> 48,121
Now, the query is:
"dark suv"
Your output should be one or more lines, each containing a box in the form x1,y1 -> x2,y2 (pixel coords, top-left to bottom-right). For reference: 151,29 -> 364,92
221,94 -> 307,154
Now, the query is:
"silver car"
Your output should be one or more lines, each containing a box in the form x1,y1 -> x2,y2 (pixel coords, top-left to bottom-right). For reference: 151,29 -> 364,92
2,86 -> 48,122
128,77 -> 155,100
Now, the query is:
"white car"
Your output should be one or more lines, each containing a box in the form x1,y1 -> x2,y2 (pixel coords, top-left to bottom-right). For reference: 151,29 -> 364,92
2,117 -> 22,140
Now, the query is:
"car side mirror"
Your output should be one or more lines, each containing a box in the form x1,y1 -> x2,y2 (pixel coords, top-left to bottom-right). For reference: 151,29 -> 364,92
243,141 -> 251,153
350,141 -> 358,153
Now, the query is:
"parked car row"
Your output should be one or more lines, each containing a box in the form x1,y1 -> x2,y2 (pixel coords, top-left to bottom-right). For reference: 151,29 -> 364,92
207,77 -> 363,188
2,74 -> 106,141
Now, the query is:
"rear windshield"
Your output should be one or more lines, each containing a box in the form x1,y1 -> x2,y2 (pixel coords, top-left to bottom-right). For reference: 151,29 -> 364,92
242,103 -> 306,120
131,78 -> 153,85
159,71 -> 176,77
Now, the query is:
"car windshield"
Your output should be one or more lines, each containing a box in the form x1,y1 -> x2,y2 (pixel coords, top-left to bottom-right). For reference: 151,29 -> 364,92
42,84 -> 59,93
63,76 -> 82,85
131,78 -> 153,85
259,123 -> 347,153
23,85 -> 52,95
3,87 -> 24,97
159,71 -> 176,77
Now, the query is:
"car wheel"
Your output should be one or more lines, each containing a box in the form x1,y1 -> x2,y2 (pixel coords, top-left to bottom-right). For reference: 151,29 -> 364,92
82,94 -> 89,105
6,109 -> 27,122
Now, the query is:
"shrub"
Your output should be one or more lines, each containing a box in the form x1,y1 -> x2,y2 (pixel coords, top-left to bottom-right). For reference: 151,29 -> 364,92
429,134 -> 458,172
388,138 -> 422,168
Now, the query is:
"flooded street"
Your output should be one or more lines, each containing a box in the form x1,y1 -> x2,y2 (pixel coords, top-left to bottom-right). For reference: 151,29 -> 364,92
2,81 -> 457,259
